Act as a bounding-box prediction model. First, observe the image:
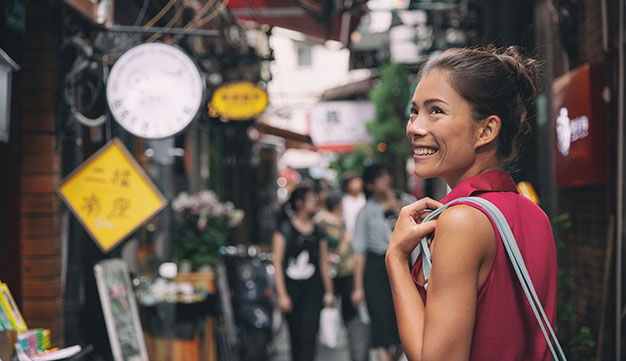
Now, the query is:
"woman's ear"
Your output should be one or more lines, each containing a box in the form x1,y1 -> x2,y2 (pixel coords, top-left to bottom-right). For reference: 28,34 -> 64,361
475,115 -> 501,148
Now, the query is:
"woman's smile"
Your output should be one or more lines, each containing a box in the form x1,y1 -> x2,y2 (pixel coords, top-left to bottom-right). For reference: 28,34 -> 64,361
412,146 -> 439,157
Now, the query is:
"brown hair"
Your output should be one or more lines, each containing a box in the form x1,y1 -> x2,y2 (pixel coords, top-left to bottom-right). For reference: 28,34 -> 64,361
419,46 -> 540,163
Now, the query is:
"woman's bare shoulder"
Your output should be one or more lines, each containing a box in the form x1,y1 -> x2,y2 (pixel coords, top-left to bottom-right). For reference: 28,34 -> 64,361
433,204 -> 496,255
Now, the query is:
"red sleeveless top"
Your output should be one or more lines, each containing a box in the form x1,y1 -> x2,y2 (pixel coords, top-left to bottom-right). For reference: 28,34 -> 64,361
411,171 -> 557,361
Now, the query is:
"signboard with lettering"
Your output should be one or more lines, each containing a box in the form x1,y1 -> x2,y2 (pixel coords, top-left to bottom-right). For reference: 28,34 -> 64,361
58,138 -> 167,252
94,258 -> 148,361
309,101 -> 374,152
552,63 -> 607,187
209,82 -> 268,121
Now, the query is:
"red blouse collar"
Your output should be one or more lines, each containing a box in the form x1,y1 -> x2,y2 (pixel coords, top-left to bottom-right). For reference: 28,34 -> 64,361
442,171 -> 518,203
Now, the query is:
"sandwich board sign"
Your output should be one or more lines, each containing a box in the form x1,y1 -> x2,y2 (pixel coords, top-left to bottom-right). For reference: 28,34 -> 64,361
94,259 -> 148,361
58,138 -> 166,252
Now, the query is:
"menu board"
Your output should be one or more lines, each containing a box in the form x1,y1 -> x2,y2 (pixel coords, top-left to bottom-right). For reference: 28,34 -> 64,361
94,259 -> 148,361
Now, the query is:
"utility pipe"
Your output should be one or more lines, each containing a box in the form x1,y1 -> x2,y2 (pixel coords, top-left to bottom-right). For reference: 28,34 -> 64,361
617,0 -> 624,358
107,25 -> 220,37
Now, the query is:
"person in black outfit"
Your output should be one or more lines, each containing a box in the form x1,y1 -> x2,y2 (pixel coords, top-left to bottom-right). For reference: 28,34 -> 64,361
272,185 -> 334,361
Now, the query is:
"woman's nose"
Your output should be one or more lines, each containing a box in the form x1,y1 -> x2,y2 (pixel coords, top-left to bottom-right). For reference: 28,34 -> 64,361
407,118 -> 428,137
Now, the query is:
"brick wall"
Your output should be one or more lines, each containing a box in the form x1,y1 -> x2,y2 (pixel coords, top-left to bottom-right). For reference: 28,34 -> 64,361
18,10 -> 64,347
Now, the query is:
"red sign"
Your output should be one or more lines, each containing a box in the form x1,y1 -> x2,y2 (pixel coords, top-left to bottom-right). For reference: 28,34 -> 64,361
552,63 -> 607,187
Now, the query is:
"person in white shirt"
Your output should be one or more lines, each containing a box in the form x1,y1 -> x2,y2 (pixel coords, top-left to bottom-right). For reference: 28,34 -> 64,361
341,171 -> 366,236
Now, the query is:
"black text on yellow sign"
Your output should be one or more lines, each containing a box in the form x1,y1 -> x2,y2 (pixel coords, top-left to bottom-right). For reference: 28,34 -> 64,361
209,82 -> 268,121
57,138 -> 167,253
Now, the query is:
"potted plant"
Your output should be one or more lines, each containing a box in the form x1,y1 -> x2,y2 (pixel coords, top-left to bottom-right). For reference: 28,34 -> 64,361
171,190 -> 244,270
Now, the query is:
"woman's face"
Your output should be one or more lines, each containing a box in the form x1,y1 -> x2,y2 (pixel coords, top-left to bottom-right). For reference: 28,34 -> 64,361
406,69 -> 482,185
302,191 -> 318,215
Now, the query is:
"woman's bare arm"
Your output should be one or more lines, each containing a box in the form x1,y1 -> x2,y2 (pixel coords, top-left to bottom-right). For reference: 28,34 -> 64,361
351,253 -> 366,306
386,201 -> 495,361
272,231 -> 292,312
319,239 -> 334,306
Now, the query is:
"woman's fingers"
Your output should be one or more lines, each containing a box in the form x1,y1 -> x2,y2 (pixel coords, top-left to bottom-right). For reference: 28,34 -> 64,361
401,197 -> 444,222
389,218 -> 438,258
418,219 -> 437,235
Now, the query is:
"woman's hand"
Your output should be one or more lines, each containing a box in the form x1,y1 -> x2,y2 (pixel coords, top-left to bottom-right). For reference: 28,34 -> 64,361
278,293 -> 293,313
387,197 -> 443,261
351,286 -> 365,307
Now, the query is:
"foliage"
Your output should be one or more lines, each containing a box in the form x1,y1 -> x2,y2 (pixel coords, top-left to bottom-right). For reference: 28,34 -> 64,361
170,190 -> 244,268
328,146 -> 373,180
551,213 -> 596,360
330,63 -> 412,184
366,62 -> 412,160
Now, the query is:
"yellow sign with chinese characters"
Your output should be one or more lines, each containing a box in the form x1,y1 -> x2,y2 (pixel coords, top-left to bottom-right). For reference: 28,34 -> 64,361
209,82 -> 268,121
58,138 -> 167,253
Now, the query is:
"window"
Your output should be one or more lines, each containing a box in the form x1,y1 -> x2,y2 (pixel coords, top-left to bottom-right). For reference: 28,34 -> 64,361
296,43 -> 312,67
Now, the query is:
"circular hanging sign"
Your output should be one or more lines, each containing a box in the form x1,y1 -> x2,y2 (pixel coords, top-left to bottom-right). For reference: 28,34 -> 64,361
106,43 -> 204,139
209,82 -> 268,121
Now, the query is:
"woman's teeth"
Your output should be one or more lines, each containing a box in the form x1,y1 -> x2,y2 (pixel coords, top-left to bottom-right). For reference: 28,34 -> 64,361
414,148 -> 438,156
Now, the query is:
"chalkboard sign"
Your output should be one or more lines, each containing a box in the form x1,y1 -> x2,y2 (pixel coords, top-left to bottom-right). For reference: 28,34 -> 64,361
94,259 -> 148,361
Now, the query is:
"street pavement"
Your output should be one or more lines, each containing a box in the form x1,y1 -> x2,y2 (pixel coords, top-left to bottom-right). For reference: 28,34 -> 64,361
269,313 -> 407,361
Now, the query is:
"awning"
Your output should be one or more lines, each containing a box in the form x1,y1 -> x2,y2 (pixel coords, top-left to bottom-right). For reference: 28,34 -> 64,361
227,0 -> 366,45
320,76 -> 378,101
256,121 -> 314,149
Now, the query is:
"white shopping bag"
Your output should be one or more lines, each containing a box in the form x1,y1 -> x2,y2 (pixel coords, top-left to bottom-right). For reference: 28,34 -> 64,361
319,307 -> 341,348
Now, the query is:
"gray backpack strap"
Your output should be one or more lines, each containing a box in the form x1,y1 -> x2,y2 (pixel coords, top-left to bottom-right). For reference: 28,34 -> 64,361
410,196 -> 567,361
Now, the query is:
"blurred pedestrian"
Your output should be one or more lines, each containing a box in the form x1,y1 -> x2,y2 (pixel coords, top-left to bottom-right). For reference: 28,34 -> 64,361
316,191 -> 370,361
314,178 -> 332,217
341,171 -> 366,236
386,46 -> 558,360
272,185 -> 334,361
351,163 -> 415,361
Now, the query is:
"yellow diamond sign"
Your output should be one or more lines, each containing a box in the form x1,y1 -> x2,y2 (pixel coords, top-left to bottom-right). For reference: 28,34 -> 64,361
58,138 -> 167,253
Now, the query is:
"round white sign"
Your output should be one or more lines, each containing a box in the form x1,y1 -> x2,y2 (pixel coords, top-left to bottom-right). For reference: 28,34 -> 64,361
106,43 -> 204,139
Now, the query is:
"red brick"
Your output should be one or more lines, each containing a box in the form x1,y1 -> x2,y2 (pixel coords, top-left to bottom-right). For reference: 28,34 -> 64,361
22,24 -> 57,51
21,195 -> 60,214
20,113 -> 55,132
21,216 -> 60,236
21,257 -> 62,278
22,237 -> 61,256
21,175 -> 58,193
21,134 -> 56,153
20,71 -> 55,91
21,51 -> 56,71
20,91 -> 55,113
22,279 -> 62,298
22,153 -> 61,174
22,299 -> 63,319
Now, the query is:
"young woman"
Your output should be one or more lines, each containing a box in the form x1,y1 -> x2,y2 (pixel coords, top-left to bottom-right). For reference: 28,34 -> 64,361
272,185 -> 334,361
351,163 -> 415,361
385,46 -> 557,361
316,191 -> 370,361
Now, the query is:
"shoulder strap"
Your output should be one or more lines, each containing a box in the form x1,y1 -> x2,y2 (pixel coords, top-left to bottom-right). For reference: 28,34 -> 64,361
410,196 -> 567,361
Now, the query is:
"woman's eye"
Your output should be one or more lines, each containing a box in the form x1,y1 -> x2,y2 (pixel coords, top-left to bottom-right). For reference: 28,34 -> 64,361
430,107 -> 444,115
410,108 -> 418,115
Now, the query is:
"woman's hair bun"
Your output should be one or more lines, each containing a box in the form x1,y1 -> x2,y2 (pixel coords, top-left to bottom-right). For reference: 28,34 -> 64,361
499,46 -> 540,108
